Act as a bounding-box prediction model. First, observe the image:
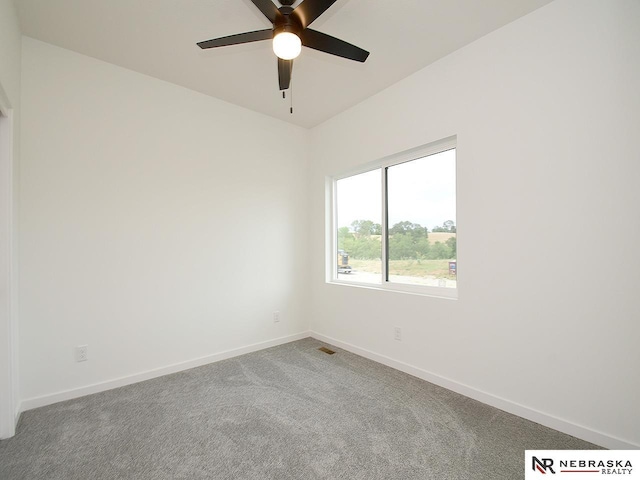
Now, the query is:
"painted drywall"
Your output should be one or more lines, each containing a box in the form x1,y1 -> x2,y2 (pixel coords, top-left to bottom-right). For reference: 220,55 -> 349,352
309,0 -> 640,448
0,0 -> 21,103
19,37 -> 310,403
0,0 -> 21,438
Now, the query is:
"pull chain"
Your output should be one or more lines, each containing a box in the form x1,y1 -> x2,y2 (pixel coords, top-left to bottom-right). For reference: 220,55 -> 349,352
281,84 -> 293,114
289,80 -> 294,114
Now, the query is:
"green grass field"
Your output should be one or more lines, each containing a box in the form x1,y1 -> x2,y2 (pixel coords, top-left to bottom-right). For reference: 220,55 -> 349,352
348,259 -> 456,279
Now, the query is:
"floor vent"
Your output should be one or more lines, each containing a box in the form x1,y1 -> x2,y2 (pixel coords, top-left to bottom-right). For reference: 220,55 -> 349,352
318,347 -> 336,355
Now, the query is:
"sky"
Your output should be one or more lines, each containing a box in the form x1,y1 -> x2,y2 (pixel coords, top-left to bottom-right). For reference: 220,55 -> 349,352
336,149 -> 456,231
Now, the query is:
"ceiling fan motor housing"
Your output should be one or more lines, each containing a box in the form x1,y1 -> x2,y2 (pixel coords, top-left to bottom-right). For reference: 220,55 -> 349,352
274,6 -> 302,37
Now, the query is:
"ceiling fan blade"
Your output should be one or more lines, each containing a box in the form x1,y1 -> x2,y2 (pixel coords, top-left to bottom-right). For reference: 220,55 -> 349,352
197,29 -> 273,49
301,29 -> 369,62
278,58 -> 293,90
250,0 -> 281,23
293,0 -> 338,28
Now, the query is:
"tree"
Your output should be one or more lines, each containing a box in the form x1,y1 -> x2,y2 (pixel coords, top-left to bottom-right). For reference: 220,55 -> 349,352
428,241 -> 451,260
337,226 -> 355,254
433,220 -> 456,233
337,226 -> 351,242
350,236 -> 381,259
388,221 -> 430,260
337,222 -> 382,260
445,236 -> 457,258
443,220 -> 456,233
351,219 -> 376,237
388,234 -> 416,260
389,221 -> 428,239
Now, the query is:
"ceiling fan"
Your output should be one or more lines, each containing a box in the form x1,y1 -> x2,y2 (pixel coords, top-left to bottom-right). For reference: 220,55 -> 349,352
197,0 -> 370,91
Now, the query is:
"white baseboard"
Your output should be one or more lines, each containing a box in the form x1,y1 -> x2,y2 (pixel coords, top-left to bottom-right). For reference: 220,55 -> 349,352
19,331 -> 311,413
18,330 -> 639,450
310,331 -> 639,450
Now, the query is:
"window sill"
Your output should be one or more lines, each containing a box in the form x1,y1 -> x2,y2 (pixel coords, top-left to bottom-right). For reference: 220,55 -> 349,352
327,278 -> 458,300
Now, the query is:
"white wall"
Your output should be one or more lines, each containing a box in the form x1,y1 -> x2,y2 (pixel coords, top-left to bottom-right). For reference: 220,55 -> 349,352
19,38 -> 310,405
309,0 -> 640,449
0,0 -> 22,439
0,0 -> 21,101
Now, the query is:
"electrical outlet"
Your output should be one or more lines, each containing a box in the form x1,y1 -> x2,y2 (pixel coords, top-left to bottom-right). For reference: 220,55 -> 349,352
75,345 -> 88,362
273,311 -> 280,323
394,327 -> 402,341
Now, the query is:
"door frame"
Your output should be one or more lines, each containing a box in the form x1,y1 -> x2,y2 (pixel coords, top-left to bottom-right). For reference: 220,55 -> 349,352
0,80 -> 18,439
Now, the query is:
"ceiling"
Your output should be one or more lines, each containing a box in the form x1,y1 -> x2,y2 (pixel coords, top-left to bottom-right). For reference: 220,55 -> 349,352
15,0 -> 553,128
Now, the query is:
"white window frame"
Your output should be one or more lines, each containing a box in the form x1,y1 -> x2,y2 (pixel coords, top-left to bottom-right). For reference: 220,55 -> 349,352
327,136 -> 458,299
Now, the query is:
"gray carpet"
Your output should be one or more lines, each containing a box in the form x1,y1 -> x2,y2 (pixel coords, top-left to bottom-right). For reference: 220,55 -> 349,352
0,337 -> 600,479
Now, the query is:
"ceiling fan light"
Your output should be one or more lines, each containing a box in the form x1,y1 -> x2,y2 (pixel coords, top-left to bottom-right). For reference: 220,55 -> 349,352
273,32 -> 301,60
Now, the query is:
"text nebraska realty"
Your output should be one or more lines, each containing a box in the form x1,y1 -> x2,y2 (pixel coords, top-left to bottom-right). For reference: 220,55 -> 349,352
561,459 -> 632,475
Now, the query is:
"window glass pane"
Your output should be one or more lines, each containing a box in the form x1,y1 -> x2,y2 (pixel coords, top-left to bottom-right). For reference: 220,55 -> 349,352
386,149 -> 456,288
336,170 -> 382,284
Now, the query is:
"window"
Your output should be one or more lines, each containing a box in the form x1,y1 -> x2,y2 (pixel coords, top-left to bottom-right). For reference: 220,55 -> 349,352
335,169 -> 381,285
331,139 -> 457,297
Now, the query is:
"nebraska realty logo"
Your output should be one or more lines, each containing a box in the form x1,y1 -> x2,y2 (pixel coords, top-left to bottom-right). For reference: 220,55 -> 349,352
525,451 -> 640,479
